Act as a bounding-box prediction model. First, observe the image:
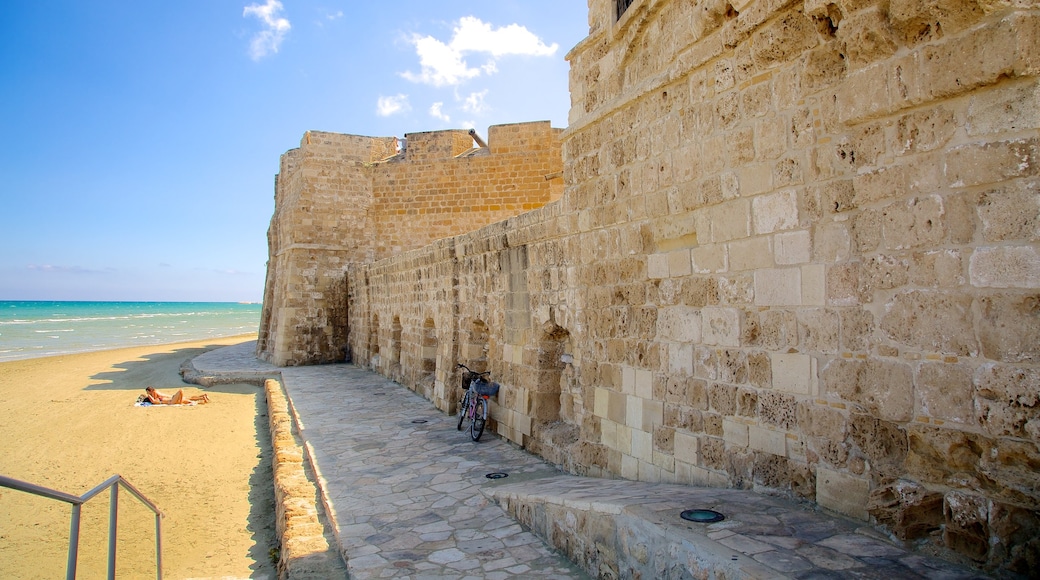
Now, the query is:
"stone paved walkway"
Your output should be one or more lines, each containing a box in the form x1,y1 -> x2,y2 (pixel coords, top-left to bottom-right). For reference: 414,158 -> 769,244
189,342 -> 988,579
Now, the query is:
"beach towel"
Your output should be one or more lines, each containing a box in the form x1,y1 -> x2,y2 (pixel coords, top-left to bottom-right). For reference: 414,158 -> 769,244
134,400 -> 196,407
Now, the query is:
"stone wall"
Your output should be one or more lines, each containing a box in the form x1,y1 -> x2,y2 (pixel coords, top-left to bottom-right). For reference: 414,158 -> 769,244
258,123 -> 563,366
338,0 -> 1039,572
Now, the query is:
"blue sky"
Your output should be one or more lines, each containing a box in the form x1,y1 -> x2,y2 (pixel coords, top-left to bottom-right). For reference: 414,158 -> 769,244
0,1 -> 588,302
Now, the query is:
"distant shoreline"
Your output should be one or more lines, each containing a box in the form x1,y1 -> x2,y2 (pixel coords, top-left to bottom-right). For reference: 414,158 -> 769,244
0,332 -> 259,364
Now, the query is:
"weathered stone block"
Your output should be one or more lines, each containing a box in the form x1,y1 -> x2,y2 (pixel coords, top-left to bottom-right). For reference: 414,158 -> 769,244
881,195 -> 946,250
879,290 -> 976,356
967,79 -> 1040,137
822,358 -> 913,421
798,308 -> 840,354
849,413 -> 908,479
869,479 -> 945,540
702,307 -> 742,347
753,189 -> 799,234
775,230 -> 811,264
970,246 -> 1040,289
917,362 -> 975,424
977,294 -> 1040,363
945,138 -> 1039,189
944,491 -> 990,562
817,466 -> 869,520
974,363 -> 1040,439
839,7 -> 899,68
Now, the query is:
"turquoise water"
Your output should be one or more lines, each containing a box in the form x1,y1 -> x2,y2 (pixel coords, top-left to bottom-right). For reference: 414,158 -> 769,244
0,301 -> 262,362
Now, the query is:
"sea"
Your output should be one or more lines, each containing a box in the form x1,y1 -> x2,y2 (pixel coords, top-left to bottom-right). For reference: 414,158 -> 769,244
0,301 -> 263,363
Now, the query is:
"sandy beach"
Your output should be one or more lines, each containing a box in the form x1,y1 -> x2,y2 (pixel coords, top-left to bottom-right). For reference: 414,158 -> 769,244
0,335 -> 276,579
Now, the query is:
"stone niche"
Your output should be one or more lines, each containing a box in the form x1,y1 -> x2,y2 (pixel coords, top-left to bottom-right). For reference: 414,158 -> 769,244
263,0 -> 1040,572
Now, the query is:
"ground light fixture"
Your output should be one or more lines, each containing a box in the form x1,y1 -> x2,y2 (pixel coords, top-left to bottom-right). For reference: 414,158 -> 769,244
679,509 -> 725,523
485,473 -> 509,479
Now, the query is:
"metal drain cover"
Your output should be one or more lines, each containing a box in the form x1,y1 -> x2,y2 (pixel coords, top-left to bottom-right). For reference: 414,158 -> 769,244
680,509 -> 725,523
485,472 -> 509,479
411,419 -> 429,424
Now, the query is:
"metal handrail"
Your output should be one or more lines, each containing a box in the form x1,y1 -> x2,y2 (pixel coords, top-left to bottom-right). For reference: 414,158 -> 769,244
0,473 -> 163,580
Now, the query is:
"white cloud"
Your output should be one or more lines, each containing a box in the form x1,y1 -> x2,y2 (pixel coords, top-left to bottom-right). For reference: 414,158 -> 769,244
377,94 -> 411,117
429,102 -> 451,122
462,90 -> 489,115
401,16 -> 558,87
243,0 -> 291,61
327,11 -> 344,21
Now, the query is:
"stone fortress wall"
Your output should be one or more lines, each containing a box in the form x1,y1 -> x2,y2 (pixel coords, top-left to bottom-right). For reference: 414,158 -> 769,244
257,122 -> 563,366
259,0 -> 1039,571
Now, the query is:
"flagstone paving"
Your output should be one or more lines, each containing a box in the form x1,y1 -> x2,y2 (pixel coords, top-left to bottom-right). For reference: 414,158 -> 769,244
189,342 -> 989,579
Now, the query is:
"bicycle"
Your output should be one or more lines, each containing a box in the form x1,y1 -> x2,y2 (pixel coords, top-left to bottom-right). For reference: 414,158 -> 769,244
456,363 -> 499,441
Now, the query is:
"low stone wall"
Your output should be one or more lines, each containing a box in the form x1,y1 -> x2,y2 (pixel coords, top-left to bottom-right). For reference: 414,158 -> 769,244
265,379 -> 347,579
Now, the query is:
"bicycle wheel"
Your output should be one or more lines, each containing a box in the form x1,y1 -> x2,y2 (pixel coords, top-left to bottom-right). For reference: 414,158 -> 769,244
457,390 -> 471,431
470,397 -> 488,441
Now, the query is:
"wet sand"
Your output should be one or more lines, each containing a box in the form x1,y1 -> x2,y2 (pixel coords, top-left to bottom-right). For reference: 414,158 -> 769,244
0,335 -> 276,579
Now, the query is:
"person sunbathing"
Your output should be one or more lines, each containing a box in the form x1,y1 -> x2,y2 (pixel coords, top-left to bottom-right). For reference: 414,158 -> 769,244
143,386 -> 209,405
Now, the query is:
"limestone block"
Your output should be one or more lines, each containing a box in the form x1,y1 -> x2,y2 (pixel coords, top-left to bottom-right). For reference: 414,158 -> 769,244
674,431 -> 700,464
738,163 -> 774,197
667,249 -> 693,277
977,294 -> 1040,363
976,182 -> 1040,243
816,467 -> 869,520
594,387 -> 609,418
758,389 -> 796,431
728,237 -> 773,272
772,353 -> 817,395
974,363 -> 1040,439
882,195 -> 946,251
879,290 -> 977,356
657,306 -> 702,342
601,417 -> 618,449
838,6 -> 899,68
824,357 -> 913,421
889,0 -> 985,47
647,253 -> 669,279
749,9 -> 819,69
708,199 -> 751,242
988,501 -> 1040,574
945,138 -> 1039,189
754,267 -> 801,306
943,491 -> 990,562
894,106 -> 957,155
632,428 -> 653,462
797,308 -> 840,354
709,383 -> 737,415
802,264 -> 827,306
917,362 -> 975,424
626,395 -> 643,430
616,424 -> 633,455
849,413 -> 909,478
634,368 -> 653,399
608,389 -> 628,425
970,246 -> 1040,289
753,189 -> 800,235
702,307 -> 742,347
868,479 -> 945,540
691,244 -> 727,273
621,454 -> 639,480
967,79 -> 1040,137
642,399 -> 664,431
748,424 -> 787,456
667,342 -> 694,375
723,417 -> 750,447
908,249 -> 965,288
775,230 -> 811,264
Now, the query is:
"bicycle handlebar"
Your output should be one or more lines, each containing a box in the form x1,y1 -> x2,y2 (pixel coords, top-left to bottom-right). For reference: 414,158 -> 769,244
456,363 -> 490,377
